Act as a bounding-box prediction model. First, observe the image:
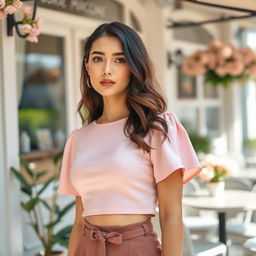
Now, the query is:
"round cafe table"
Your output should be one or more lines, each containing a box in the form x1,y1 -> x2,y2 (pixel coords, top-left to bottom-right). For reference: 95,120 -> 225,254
183,189 -> 256,246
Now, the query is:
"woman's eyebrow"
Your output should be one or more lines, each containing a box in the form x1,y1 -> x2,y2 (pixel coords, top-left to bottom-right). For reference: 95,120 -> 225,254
91,51 -> 124,56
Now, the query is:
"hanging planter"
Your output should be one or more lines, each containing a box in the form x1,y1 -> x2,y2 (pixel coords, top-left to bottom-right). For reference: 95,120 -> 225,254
0,0 -> 42,43
20,6 -> 42,43
181,40 -> 256,88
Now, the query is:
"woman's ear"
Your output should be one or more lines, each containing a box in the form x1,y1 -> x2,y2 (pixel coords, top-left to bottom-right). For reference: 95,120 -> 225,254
85,62 -> 89,74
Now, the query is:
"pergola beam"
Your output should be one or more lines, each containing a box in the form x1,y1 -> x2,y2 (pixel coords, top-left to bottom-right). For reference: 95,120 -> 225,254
168,0 -> 256,28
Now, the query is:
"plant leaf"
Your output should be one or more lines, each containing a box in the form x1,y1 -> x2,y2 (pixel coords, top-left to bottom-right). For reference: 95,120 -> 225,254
44,220 -> 59,229
53,150 -> 63,165
21,186 -> 32,196
39,199 -> 51,211
52,225 -> 73,248
36,177 -> 54,196
22,197 -> 39,212
57,201 -> 75,220
35,170 -> 47,180
10,167 -> 32,195
19,155 -> 33,178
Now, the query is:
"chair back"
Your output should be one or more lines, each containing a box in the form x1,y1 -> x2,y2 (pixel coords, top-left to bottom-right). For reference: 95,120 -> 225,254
225,176 -> 253,191
183,179 -> 202,217
183,179 -> 201,196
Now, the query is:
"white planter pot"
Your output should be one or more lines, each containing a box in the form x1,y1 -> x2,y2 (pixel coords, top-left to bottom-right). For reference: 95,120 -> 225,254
207,181 -> 225,197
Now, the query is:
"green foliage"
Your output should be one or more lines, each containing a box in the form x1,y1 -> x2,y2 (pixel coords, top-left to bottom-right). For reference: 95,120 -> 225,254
188,132 -> 211,154
18,108 -> 58,147
210,166 -> 226,182
10,153 -> 75,255
244,138 -> 256,149
204,69 -> 248,88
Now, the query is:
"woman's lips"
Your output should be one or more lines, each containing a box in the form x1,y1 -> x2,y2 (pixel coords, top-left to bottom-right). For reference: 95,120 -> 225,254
100,79 -> 115,87
100,81 -> 116,87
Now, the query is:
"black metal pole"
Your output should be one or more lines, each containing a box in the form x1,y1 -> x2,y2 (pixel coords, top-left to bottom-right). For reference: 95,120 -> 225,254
183,0 -> 256,14
167,13 -> 256,28
7,14 -> 15,36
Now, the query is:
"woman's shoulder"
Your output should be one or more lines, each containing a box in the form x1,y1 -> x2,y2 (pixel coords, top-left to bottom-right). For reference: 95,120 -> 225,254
155,111 -> 184,130
157,111 -> 179,121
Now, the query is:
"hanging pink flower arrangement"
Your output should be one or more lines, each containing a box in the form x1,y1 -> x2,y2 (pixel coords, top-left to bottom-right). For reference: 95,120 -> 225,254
182,40 -> 256,88
0,0 -> 23,18
20,6 -> 42,43
0,1 -> 42,43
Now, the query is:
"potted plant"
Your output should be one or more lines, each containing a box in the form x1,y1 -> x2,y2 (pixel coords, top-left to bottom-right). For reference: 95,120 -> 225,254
198,154 -> 238,196
188,132 -> 211,154
243,138 -> 256,157
10,152 -> 75,256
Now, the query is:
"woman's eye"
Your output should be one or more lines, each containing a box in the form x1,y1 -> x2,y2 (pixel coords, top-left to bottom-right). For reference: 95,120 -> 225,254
115,58 -> 126,63
92,56 -> 102,62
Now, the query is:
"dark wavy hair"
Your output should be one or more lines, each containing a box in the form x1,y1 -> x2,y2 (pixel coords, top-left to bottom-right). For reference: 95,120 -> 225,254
77,21 -> 169,153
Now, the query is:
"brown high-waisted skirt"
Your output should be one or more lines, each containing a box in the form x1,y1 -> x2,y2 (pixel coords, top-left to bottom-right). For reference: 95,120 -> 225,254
74,218 -> 162,256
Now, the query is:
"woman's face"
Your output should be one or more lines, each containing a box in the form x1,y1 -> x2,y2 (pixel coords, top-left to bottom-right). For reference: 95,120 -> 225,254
85,36 -> 131,99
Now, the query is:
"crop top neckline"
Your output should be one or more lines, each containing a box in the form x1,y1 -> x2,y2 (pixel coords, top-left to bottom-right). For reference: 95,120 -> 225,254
93,116 -> 129,126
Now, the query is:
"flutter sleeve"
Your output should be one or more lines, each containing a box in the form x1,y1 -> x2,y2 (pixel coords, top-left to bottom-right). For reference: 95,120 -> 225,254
57,129 -> 80,196
150,112 -> 202,184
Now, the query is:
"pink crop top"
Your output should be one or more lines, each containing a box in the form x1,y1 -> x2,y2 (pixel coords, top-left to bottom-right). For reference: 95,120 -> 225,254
57,111 -> 202,217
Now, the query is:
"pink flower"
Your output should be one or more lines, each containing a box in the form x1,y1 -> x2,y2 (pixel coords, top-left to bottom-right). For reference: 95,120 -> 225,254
29,27 -> 40,36
26,34 -> 38,43
232,50 -> 243,62
12,0 -> 23,10
0,0 -> 5,9
3,5 -> 16,15
226,61 -> 244,76
35,17 -> 43,29
182,57 -> 206,76
239,47 -> 256,66
21,24 -> 33,33
21,6 -> 32,15
205,51 -> 217,69
219,46 -> 232,59
199,167 -> 214,182
215,65 -> 228,77
209,40 -> 223,50
247,63 -> 256,79
0,10 -> 6,19
197,50 -> 209,65
226,42 -> 236,51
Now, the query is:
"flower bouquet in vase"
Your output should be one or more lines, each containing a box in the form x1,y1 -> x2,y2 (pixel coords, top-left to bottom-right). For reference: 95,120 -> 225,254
199,154 -> 238,196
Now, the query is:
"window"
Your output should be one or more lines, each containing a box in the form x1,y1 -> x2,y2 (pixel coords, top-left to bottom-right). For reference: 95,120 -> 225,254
16,34 -> 67,153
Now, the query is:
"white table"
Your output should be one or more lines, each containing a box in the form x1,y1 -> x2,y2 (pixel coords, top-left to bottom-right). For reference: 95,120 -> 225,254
183,190 -> 256,247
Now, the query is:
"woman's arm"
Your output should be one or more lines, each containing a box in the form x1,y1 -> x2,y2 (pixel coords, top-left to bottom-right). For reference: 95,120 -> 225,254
68,196 -> 84,256
157,168 -> 184,256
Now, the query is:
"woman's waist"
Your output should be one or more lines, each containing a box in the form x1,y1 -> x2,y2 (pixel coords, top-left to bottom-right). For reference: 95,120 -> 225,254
84,213 -> 151,227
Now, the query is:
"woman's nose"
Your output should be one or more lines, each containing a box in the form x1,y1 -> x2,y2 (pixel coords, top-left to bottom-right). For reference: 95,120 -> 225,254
103,61 -> 112,75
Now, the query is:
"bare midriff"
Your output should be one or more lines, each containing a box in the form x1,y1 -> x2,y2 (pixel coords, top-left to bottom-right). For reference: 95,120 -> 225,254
84,214 -> 151,227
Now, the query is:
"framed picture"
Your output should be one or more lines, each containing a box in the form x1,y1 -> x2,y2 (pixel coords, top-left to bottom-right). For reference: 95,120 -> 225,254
177,67 -> 197,99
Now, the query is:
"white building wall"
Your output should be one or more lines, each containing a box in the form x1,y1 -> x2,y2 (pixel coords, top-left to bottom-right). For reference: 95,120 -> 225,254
0,19 -> 23,256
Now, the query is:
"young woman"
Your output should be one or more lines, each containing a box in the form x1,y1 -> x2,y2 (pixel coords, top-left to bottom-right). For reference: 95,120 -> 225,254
57,22 -> 202,256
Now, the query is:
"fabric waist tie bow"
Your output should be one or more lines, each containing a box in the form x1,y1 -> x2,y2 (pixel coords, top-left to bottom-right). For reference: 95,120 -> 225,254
83,221 -> 153,256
